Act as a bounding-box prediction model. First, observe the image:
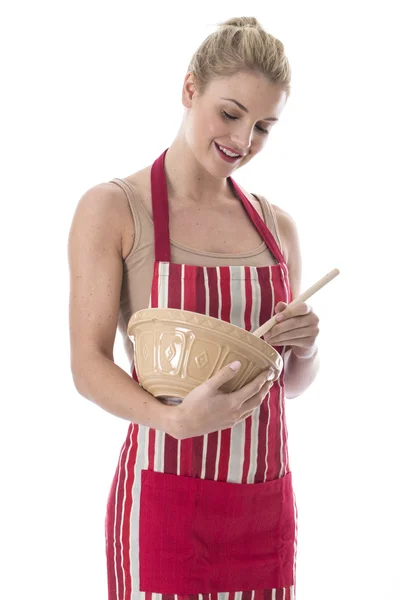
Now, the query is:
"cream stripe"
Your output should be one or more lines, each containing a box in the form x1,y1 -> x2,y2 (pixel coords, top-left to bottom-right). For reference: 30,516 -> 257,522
201,434 -> 208,479
263,268 -> 275,481
228,266 -> 246,483
120,431 -> 134,599
248,266 -> 262,484
112,442 -> 125,599
159,262 -> 169,308
181,263 -> 185,310
217,266 -> 222,320
278,378 -> 285,479
154,430 -> 165,472
129,425 -> 148,599
201,266 -> 210,481
214,430 -> 222,481
203,267 -> 210,316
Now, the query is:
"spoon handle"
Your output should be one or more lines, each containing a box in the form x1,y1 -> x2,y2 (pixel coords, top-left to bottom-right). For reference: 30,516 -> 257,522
252,268 -> 340,339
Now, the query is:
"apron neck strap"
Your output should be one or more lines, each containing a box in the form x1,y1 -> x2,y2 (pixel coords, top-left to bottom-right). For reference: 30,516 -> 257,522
151,149 -> 172,262
228,178 -> 285,264
151,148 -> 285,265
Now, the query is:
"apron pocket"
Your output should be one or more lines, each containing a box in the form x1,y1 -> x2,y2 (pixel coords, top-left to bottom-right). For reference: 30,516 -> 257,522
139,469 -> 295,594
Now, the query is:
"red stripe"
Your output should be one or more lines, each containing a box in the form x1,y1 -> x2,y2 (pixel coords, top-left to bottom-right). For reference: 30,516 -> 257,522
182,264 -> 197,312
167,262 -> 181,309
147,428 -> 155,471
206,267 -> 219,318
105,462 -> 119,596
219,266 -> 231,323
241,416 -> 252,483
267,385 -> 283,480
204,431 -> 219,480
196,266 -> 206,315
164,433 -> 178,475
255,267 -> 275,483
192,434 -> 205,479
179,264 -> 197,477
241,266 -> 254,483
150,262 -> 160,307
109,426 -> 133,598
257,267 -> 274,330
164,262 -> 181,478
217,266 -> 232,481
281,396 -> 290,474
218,428 -> 231,481
254,394 -> 269,484
179,437 -> 194,477
120,427 -> 138,599
244,265 -> 252,331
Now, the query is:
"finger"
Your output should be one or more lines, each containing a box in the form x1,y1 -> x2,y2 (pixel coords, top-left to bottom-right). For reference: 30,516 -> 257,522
231,369 -> 274,404
275,302 -> 313,322
274,302 -> 288,313
207,361 -> 242,391
268,334 -> 318,347
266,314 -> 317,339
268,326 -> 318,343
238,381 -> 274,421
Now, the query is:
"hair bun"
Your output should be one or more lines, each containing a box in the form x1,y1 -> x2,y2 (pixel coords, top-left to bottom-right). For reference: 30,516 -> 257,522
220,17 -> 260,29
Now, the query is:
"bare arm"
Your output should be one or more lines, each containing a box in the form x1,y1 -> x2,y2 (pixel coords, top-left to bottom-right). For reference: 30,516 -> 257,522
67,184 -> 179,436
273,205 -> 320,399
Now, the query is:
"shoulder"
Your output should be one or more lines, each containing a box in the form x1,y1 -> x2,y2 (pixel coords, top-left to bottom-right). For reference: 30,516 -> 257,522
77,181 -> 130,227
270,203 -> 299,255
271,203 -> 302,300
71,182 -> 133,259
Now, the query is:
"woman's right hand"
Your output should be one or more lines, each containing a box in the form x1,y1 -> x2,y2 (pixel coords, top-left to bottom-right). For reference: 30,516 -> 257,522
171,362 -> 276,440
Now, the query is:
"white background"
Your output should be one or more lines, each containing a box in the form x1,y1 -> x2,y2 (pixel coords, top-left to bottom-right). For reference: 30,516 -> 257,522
1,1 -> 399,598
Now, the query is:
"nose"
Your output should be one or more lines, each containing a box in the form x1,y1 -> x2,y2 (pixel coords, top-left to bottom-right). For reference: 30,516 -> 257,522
230,130 -> 253,155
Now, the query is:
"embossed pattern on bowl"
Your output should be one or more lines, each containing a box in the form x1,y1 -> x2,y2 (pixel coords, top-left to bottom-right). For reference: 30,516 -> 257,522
127,308 -> 283,401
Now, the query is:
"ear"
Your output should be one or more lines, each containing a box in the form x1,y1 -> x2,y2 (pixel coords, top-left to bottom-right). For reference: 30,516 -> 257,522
182,72 -> 197,108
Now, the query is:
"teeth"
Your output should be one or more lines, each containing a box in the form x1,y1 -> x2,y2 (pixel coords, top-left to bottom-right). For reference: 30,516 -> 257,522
217,144 -> 240,158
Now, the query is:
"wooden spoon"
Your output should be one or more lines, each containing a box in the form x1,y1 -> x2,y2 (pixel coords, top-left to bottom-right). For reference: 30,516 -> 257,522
252,268 -> 340,339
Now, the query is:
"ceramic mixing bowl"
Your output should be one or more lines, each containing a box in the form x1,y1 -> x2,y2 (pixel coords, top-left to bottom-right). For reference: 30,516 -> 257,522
127,308 -> 283,403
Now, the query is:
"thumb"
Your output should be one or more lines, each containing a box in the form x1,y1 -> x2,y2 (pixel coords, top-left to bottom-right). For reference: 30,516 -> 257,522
208,361 -> 241,390
275,301 -> 288,314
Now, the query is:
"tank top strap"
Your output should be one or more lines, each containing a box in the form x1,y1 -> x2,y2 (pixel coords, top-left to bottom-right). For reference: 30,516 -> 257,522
252,193 -> 284,255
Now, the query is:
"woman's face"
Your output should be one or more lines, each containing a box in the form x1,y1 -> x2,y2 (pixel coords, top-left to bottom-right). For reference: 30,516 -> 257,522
182,70 -> 287,176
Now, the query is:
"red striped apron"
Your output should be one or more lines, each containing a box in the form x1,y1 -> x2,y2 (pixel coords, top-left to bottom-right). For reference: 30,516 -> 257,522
105,149 -> 298,600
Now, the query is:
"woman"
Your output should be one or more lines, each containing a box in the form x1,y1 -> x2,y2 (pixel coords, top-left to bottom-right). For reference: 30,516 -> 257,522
68,16 -> 320,600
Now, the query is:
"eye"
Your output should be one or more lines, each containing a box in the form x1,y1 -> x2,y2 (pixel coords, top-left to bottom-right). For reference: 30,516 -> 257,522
222,110 -> 270,135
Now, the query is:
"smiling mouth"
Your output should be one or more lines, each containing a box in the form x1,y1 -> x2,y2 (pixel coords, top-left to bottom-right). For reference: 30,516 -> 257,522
214,142 -> 244,162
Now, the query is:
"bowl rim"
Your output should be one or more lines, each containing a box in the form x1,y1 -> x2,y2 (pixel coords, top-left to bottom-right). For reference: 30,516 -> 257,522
127,307 -> 282,361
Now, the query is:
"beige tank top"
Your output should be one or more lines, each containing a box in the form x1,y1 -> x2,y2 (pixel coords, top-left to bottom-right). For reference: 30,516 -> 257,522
109,178 -> 284,374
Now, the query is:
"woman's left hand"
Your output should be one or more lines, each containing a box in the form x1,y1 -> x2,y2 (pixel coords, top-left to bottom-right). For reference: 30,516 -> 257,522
263,301 -> 320,358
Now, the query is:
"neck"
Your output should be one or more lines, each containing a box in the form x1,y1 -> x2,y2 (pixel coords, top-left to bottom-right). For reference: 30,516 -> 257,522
163,134 -> 233,205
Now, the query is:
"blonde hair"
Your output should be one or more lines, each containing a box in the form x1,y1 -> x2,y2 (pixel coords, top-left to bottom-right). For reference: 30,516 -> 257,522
187,16 -> 291,98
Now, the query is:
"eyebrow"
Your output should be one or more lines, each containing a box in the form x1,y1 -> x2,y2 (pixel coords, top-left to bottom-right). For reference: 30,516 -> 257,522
220,97 -> 278,121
